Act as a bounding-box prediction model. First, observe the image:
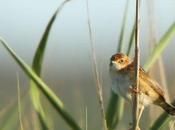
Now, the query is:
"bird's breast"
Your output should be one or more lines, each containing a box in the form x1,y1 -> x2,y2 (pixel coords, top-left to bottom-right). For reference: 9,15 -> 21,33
110,71 -> 155,106
110,72 -> 132,100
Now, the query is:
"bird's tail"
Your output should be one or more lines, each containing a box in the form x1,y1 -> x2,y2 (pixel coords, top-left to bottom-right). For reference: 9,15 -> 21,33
160,102 -> 175,116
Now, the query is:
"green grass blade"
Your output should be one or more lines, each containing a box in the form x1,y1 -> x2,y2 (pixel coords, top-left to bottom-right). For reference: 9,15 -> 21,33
106,1 -> 129,129
141,23 -> 175,130
17,74 -> 24,130
30,0 -> 70,129
127,23 -> 135,56
106,92 -> 124,130
117,0 -> 129,52
32,0 -> 70,73
144,22 -> 175,71
149,113 -> 171,130
0,104 -> 25,130
0,90 -> 27,130
149,100 -> 175,130
0,37 -> 82,130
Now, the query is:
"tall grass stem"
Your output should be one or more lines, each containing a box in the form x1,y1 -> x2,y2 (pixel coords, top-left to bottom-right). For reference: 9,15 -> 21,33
16,73 -> 24,130
86,0 -> 108,130
132,0 -> 140,129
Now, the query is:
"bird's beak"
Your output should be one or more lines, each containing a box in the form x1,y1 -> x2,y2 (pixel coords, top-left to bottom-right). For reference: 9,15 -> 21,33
110,61 -> 121,70
110,61 -> 115,66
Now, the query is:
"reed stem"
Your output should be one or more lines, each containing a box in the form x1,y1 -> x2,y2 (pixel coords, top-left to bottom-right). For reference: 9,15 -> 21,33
132,0 -> 141,129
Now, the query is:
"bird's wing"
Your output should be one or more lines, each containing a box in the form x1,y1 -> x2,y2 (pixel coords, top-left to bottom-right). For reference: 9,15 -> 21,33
124,63 -> 165,98
139,67 -> 165,98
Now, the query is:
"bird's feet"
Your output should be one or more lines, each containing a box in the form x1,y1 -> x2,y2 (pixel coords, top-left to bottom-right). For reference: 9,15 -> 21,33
129,87 -> 141,94
128,126 -> 141,130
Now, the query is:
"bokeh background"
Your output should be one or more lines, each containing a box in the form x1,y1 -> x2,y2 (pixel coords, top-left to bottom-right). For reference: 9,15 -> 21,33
0,0 -> 175,129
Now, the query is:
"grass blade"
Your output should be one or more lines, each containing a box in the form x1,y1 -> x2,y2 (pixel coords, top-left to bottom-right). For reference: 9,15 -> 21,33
127,23 -> 135,56
0,104 -> 25,130
144,22 -> 175,71
117,0 -> 129,52
17,74 -> 24,130
149,100 -> 175,130
141,23 -> 175,130
0,94 -> 27,130
106,92 -> 124,129
106,1 -> 129,129
149,112 -> 171,130
0,85 -> 29,130
30,0 -> 70,129
0,37 -> 82,130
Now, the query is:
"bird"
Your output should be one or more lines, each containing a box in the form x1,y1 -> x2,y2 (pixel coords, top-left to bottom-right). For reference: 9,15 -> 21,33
109,53 -> 175,123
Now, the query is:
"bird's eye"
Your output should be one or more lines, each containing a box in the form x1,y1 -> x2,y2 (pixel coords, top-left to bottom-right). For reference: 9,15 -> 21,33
119,59 -> 124,63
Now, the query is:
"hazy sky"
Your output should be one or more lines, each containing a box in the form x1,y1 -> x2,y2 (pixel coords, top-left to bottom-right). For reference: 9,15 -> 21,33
0,0 -> 174,50
0,0 -> 174,70
0,0 -> 175,99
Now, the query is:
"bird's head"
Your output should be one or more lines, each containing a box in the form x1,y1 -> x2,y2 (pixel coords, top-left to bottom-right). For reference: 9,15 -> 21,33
110,53 -> 131,70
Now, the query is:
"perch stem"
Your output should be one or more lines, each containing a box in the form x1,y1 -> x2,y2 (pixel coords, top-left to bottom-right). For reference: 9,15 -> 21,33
132,0 -> 141,130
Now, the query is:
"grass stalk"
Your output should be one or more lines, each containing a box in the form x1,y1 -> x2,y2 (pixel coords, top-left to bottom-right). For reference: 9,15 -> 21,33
85,107 -> 88,130
0,88 -> 28,130
85,1 -> 108,130
132,0 -> 140,130
17,73 -> 24,130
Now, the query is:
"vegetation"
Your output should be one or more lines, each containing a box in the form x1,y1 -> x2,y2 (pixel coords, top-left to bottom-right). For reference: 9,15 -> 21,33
0,0 -> 175,130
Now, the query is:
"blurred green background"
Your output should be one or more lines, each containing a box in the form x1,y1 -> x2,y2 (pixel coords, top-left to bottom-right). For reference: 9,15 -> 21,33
0,0 -> 175,130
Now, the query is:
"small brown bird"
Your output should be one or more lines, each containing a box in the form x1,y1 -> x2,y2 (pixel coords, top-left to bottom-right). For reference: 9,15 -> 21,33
109,53 -> 175,122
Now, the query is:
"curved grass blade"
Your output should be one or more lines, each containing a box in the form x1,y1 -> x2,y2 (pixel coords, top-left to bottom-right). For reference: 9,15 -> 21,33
117,0 -> 129,52
0,37 -> 82,130
30,0 -> 71,129
0,103 -> 25,130
141,23 -> 175,130
127,23 -> 135,56
0,97 -> 27,130
0,87 -> 29,130
106,92 -> 124,130
149,100 -> 175,130
17,74 -> 24,130
149,112 -> 171,130
144,22 -> 175,71
106,1 -> 129,129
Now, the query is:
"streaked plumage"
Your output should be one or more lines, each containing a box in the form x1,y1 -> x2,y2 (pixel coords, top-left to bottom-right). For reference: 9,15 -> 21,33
109,53 -> 175,116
